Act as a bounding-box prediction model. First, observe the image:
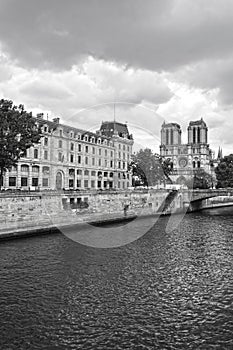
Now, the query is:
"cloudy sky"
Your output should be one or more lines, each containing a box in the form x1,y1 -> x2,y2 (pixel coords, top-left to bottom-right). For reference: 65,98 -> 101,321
0,0 -> 233,155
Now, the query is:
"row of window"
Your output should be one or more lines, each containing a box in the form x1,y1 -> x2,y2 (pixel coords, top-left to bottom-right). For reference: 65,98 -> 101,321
71,169 -> 114,177
69,179 -> 130,189
70,179 -> 114,189
164,148 -> 205,156
57,129 -> 113,146
8,177 -> 49,187
24,143 -> 131,161
66,154 -> 128,169
193,161 -> 201,168
58,141 -> 115,156
10,166 -> 128,178
60,153 -> 113,167
48,137 -> 131,152
7,175 -> 130,188
118,144 -> 130,151
69,169 -> 129,179
18,165 -> 50,173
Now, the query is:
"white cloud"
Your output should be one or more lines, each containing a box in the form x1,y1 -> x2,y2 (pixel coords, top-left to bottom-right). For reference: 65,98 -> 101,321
0,1 -> 233,155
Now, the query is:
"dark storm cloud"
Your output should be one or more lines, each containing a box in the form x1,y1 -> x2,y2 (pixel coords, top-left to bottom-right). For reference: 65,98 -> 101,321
1,0 -> 233,72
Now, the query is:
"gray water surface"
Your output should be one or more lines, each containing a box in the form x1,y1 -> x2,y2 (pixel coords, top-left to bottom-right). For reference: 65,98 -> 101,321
0,208 -> 233,349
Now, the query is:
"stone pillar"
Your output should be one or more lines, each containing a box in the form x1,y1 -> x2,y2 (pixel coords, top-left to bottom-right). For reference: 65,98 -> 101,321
5,170 -> 9,188
187,127 -> 192,144
38,166 -> 43,188
17,164 -> 21,188
64,168 -> 69,189
28,165 -> 32,188
88,173 -> 91,189
74,169 -> 77,190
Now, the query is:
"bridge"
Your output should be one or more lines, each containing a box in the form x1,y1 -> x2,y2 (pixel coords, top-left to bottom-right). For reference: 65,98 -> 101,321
183,188 -> 233,202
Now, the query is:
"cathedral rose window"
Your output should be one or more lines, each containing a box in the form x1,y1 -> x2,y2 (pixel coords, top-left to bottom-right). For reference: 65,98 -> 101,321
179,157 -> 188,168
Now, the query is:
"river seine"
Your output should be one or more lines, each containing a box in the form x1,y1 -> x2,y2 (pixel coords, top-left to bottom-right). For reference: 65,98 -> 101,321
1,207 -> 233,349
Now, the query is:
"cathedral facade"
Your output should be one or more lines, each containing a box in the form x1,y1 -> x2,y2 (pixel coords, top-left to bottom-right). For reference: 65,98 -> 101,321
160,119 -> 215,184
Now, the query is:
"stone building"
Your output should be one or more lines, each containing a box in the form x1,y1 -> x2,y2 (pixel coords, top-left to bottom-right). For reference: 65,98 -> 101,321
2,116 -> 134,190
160,118 -> 215,184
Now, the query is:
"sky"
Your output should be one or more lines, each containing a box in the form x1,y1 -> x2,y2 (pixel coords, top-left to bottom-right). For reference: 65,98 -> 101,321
0,0 -> 233,155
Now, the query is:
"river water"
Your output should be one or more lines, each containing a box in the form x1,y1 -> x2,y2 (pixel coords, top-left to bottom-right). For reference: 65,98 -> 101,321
1,207 -> 233,349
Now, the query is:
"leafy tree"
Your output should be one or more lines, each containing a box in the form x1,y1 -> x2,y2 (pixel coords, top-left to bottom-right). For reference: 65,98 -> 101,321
215,154 -> 233,188
0,99 -> 42,189
186,170 -> 214,189
129,148 -> 172,186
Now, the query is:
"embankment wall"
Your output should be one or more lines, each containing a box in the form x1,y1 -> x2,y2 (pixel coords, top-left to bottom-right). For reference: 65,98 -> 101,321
0,189 -> 187,240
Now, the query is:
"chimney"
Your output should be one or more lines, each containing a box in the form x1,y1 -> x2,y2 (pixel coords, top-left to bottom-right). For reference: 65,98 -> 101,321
53,117 -> 60,124
36,113 -> 44,119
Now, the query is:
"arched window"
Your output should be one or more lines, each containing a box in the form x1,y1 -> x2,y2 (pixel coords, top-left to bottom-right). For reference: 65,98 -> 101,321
166,129 -> 169,144
193,128 -> 196,144
193,161 -> 196,168
197,127 -> 200,143
170,129 -> 173,145
32,165 -> 39,173
197,160 -> 201,168
34,149 -> 38,158
21,164 -> 29,173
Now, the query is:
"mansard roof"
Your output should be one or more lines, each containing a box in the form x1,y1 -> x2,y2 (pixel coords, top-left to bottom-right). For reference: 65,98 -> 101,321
100,121 -> 133,139
35,115 -> 112,141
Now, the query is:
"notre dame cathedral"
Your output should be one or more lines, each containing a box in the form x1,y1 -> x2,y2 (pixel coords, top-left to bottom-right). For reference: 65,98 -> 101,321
160,118 -> 216,184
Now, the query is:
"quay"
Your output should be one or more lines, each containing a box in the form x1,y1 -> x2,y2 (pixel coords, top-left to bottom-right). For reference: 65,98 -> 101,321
1,188 -> 233,241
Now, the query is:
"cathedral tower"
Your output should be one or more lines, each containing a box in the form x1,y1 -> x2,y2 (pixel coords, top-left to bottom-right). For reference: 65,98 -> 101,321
187,118 -> 208,144
160,122 -> 181,146
160,122 -> 181,158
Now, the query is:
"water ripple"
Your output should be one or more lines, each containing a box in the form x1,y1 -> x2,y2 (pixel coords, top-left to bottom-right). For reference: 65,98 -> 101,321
0,208 -> 233,349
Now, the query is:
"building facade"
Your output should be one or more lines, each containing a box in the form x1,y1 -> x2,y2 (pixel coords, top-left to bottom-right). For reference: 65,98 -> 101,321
2,116 -> 134,191
160,118 -> 215,184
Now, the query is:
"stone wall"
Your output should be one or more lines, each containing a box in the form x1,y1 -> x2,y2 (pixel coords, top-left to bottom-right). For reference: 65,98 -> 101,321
0,189 -> 187,239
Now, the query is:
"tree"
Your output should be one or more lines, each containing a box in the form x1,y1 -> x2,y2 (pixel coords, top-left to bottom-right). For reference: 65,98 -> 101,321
0,99 -> 42,189
215,154 -> 233,188
186,171 -> 213,189
129,148 -> 172,186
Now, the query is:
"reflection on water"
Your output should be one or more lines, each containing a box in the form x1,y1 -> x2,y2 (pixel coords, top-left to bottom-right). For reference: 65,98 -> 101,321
0,208 -> 233,349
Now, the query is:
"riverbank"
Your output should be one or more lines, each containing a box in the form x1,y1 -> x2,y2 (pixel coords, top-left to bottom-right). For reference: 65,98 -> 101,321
1,190 -> 232,242
0,189 -> 186,241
